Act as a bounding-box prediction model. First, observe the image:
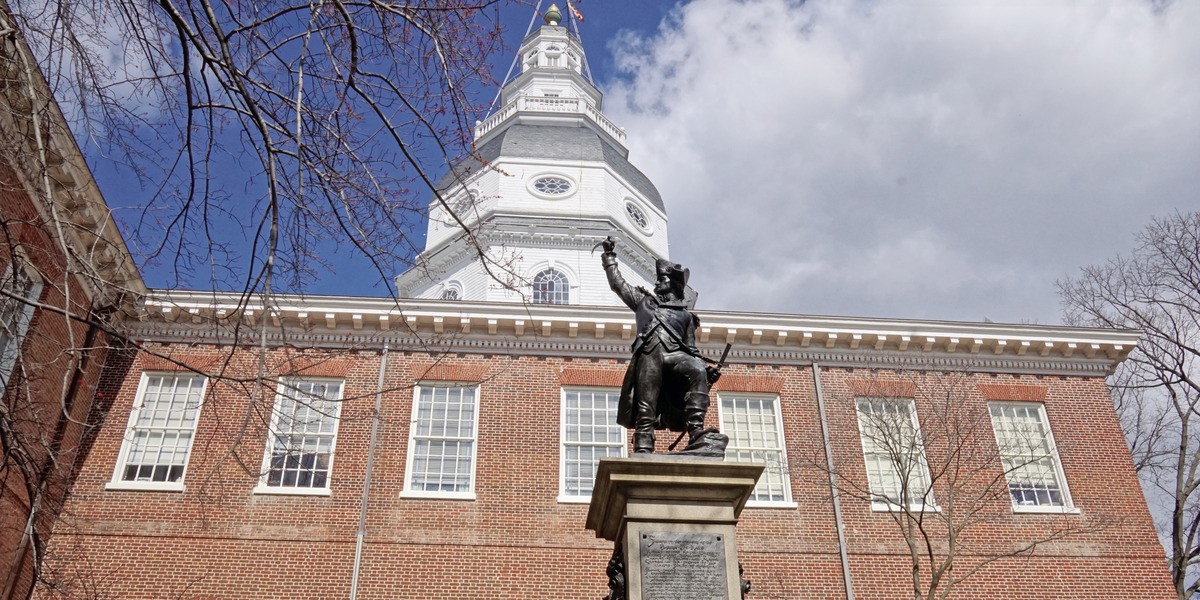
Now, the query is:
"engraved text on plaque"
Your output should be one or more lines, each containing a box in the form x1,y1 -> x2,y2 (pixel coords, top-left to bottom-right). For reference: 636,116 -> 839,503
639,531 -> 728,600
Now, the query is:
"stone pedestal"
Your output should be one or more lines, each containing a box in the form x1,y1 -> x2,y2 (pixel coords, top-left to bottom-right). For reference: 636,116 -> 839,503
586,456 -> 764,600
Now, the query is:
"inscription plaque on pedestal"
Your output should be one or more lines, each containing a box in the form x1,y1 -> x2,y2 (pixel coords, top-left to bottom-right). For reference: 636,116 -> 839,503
638,531 -> 728,600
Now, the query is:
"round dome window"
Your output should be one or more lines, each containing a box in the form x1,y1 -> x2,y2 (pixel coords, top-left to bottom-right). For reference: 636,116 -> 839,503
452,189 -> 479,216
530,175 -> 574,198
624,199 -> 653,234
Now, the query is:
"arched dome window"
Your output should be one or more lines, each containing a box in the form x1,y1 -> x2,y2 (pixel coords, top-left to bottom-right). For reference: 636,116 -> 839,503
532,268 -> 570,305
440,281 -> 463,301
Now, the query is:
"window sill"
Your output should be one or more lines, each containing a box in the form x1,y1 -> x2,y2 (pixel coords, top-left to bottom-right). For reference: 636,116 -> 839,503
871,503 -> 940,513
745,500 -> 798,509
557,494 -> 592,504
1012,504 -> 1081,515
400,490 -> 476,501
252,486 -> 332,497
105,481 -> 185,492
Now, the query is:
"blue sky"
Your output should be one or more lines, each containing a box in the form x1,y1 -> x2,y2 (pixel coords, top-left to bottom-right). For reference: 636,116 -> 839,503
84,0 -> 1200,324
88,1 -> 672,299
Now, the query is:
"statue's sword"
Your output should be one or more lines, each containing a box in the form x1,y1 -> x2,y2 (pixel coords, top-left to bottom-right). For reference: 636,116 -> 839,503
712,341 -> 734,367
591,235 -> 615,254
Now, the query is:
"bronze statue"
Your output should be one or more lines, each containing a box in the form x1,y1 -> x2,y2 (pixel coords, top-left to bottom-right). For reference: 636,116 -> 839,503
598,236 -> 728,456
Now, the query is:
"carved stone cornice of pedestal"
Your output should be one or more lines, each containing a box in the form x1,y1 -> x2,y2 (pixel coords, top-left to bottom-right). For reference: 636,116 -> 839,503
586,457 -> 764,542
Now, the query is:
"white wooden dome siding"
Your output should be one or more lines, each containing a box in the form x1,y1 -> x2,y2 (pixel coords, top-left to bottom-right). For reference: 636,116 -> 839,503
396,20 -> 668,306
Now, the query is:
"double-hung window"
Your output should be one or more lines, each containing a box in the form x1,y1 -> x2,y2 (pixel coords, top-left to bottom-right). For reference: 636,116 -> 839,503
0,257 -> 42,393
989,402 -> 1074,512
110,373 -> 207,490
855,398 -> 934,511
560,388 -> 625,501
719,393 -> 792,505
256,378 -> 343,495
403,383 -> 479,499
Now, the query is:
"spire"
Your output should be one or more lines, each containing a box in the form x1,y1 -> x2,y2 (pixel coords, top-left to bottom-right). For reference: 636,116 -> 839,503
544,3 -> 562,26
473,7 -> 626,151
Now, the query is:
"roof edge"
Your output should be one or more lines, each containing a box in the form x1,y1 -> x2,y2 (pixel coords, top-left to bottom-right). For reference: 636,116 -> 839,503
136,289 -> 1141,370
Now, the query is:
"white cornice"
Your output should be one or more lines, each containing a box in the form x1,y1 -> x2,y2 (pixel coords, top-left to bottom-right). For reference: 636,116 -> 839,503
395,220 -> 658,296
0,7 -> 146,309
135,290 -> 1140,376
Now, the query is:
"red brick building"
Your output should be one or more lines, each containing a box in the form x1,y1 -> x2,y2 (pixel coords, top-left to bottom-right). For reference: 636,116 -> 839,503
38,294 -> 1172,599
0,8 -> 143,598
3,7 -> 1178,599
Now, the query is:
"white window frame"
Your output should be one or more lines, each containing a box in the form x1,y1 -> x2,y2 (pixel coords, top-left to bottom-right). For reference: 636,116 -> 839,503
439,280 -> 463,301
558,387 -> 626,503
0,256 -> 43,394
527,172 -> 577,200
988,401 -> 1078,514
717,392 -> 795,508
623,198 -> 655,235
253,377 -> 344,496
532,267 -> 572,305
855,397 -> 937,512
401,382 -> 480,500
108,372 -> 207,492
440,190 -> 480,229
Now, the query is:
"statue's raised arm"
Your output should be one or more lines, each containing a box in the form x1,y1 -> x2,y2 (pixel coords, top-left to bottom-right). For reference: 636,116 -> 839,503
597,236 -> 728,457
599,236 -> 644,311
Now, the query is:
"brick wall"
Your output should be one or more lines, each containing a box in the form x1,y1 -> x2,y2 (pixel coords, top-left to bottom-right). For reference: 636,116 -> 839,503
0,163 -> 126,600
39,341 -> 1176,599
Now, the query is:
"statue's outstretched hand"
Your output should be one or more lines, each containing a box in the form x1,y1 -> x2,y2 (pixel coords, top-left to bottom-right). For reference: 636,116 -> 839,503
601,236 -> 616,254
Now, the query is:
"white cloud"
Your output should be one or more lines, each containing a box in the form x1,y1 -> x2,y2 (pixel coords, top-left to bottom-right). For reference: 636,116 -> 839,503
604,0 -> 1200,323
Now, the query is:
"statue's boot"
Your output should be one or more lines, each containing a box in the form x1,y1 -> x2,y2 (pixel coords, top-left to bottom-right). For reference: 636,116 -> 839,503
633,431 -> 656,454
682,392 -> 728,456
684,392 -> 712,445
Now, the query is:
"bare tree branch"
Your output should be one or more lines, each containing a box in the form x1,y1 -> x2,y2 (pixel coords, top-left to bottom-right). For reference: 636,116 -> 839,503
1059,211 -> 1200,599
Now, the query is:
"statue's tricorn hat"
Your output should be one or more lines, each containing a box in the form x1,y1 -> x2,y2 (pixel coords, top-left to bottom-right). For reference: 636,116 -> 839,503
655,258 -> 689,292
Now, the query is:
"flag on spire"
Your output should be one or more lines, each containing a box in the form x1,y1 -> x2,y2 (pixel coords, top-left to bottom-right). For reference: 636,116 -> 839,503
567,0 -> 585,23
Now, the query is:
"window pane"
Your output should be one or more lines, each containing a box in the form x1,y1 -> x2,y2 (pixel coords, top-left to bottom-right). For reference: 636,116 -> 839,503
409,385 -> 479,494
561,389 -> 623,498
120,374 -> 206,483
720,395 -> 790,503
263,378 -> 342,489
0,261 -> 41,389
533,269 -> 570,305
989,403 -> 1068,507
856,398 -> 932,508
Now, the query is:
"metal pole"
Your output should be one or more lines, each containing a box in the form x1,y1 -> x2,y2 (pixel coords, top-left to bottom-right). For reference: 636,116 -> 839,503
349,342 -> 388,599
813,363 -> 855,600
488,1 -> 545,113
